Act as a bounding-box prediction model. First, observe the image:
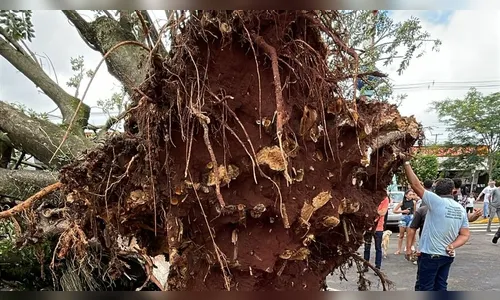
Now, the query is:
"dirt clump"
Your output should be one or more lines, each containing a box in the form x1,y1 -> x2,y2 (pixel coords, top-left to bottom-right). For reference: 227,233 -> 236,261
54,11 -> 420,291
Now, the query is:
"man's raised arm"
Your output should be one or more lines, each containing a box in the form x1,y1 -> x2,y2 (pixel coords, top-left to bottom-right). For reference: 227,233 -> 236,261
403,161 -> 425,199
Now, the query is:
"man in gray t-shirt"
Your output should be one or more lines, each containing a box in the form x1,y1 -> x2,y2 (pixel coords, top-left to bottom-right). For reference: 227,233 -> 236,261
488,187 -> 500,232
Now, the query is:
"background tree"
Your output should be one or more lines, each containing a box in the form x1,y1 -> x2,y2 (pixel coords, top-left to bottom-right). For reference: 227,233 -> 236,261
432,88 -> 500,179
411,154 -> 439,181
488,152 -> 500,183
0,10 -> 438,290
335,10 -> 441,102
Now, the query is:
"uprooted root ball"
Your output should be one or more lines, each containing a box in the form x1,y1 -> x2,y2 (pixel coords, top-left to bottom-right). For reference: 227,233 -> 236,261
58,10 -> 420,291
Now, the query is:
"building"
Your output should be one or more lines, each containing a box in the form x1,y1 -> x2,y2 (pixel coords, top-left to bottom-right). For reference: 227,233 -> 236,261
411,145 -> 490,193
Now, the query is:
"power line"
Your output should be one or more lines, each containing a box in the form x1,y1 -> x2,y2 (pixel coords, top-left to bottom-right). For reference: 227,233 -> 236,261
394,79 -> 500,86
394,85 -> 500,91
392,79 -> 500,91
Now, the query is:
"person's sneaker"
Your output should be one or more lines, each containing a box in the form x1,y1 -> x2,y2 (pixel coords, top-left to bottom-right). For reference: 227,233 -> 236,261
493,233 -> 499,244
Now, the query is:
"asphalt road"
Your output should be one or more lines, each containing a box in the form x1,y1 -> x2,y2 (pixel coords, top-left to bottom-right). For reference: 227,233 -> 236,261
326,220 -> 500,291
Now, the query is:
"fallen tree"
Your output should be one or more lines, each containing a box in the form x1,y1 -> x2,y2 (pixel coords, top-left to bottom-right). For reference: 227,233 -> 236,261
0,10 -> 429,291
3,10 -> 420,291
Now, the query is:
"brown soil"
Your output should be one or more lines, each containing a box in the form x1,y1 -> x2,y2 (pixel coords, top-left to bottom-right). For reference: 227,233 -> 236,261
57,11 -> 421,291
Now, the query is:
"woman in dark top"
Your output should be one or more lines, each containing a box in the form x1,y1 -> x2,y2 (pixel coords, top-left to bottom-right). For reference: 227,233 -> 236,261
393,189 -> 417,255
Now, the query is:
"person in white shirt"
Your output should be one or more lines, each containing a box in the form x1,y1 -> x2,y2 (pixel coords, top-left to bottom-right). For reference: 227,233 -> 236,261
477,181 -> 496,218
465,194 -> 475,214
416,198 -> 423,209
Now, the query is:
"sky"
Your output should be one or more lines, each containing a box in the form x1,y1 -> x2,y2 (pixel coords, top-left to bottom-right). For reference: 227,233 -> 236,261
1,10 -> 499,144
386,10 -> 500,143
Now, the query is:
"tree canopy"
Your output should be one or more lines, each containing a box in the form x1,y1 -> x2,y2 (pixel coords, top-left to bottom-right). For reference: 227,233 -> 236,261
432,88 -> 500,177
411,153 -> 439,181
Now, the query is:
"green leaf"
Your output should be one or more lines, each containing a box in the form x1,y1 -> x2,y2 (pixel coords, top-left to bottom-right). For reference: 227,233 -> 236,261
411,154 -> 439,181
432,89 -> 500,176
0,10 -> 35,42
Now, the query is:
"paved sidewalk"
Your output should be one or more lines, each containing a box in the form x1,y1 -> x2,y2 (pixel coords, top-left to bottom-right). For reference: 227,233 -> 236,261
327,222 -> 500,291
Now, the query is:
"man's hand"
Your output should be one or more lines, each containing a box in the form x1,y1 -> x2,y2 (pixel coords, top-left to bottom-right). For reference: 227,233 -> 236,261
402,161 -> 425,199
446,244 -> 455,257
468,208 -> 483,222
398,151 -> 412,162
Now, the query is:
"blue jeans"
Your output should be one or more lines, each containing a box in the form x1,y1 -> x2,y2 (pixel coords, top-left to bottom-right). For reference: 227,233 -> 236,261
417,253 -> 454,291
363,231 -> 383,268
484,201 -> 489,217
415,257 -> 420,290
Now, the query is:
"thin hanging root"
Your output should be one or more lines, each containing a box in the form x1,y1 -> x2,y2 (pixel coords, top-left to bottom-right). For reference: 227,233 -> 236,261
0,182 -> 62,219
207,90 -> 257,184
49,40 -> 150,164
196,113 -> 226,208
219,105 -> 285,218
241,22 -> 262,139
251,33 -> 292,186
342,219 -> 349,243
351,254 -> 392,291
189,172 -> 231,291
207,94 -> 285,214
223,124 -> 258,184
146,116 -> 157,235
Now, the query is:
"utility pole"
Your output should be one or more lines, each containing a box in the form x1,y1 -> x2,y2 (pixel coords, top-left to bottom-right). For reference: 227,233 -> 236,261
431,133 -> 443,144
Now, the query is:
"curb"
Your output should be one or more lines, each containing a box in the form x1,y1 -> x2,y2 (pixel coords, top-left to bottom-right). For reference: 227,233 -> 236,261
472,217 -> 499,224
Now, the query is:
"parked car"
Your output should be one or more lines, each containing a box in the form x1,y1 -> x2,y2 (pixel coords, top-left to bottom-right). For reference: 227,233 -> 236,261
386,191 -> 404,227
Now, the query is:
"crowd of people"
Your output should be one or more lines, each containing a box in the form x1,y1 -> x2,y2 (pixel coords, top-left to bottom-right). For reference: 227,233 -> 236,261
362,157 -> 500,291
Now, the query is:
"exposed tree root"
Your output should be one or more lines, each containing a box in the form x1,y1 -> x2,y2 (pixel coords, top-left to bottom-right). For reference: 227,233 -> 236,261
196,112 -> 226,209
0,182 -> 62,219
14,10 -> 422,291
250,33 -> 292,187
351,254 -> 393,291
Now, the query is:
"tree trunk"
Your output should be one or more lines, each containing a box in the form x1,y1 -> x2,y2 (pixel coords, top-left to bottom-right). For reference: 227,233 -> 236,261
63,11 -> 149,93
0,168 -> 58,201
0,139 -> 12,168
0,36 -> 90,131
0,101 -> 94,168
0,11 -> 161,291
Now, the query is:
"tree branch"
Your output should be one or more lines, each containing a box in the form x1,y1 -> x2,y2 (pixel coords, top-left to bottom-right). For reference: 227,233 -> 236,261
337,70 -> 388,81
0,36 -> 90,131
96,109 -> 128,140
9,157 -> 46,170
118,10 -> 134,33
63,10 -> 150,93
61,10 -> 99,50
0,27 -> 37,65
139,10 -> 167,56
103,10 -> 114,19
0,181 -> 62,219
0,101 -> 94,168
0,139 -> 13,168
0,168 -> 58,201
